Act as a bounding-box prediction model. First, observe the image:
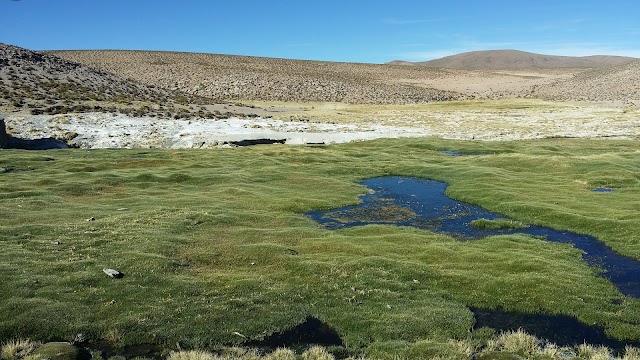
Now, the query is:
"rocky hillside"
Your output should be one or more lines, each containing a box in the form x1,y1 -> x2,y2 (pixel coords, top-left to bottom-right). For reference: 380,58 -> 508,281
390,50 -> 637,70
49,50 -> 464,104
531,60 -> 640,105
0,43 -> 225,118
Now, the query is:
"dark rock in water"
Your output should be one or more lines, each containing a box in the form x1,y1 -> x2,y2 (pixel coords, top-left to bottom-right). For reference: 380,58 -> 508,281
248,317 -> 343,349
8,137 -> 71,150
34,342 -> 90,360
103,268 -> 123,278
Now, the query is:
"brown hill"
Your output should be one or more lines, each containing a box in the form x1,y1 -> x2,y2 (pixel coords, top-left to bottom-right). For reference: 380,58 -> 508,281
48,50 -> 463,104
531,60 -> 640,104
0,43 -> 220,118
390,50 -> 637,70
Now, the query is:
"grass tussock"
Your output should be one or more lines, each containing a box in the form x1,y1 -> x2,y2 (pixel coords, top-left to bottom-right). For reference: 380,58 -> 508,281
0,339 -> 40,360
5,332 -> 640,360
484,329 -> 541,357
469,218 -> 529,230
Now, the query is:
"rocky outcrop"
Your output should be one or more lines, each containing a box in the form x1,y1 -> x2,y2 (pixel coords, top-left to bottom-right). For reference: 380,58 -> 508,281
0,115 -> 9,148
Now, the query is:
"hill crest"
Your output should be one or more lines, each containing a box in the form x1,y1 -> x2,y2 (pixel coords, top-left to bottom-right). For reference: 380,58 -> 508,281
389,49 -> 637,70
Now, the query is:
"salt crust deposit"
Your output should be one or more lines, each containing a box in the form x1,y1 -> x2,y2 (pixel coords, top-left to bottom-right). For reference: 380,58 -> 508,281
5,109 -> 639,149
5,113 -> 429,148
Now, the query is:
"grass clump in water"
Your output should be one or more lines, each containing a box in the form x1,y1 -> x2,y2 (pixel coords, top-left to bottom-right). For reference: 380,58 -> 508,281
470,218 -> 529,230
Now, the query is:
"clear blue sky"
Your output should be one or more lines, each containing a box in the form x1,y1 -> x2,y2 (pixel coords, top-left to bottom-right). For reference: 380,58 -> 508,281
2,0 -> 639,63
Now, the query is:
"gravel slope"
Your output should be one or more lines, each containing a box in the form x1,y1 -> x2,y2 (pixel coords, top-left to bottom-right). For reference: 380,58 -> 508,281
0,43 -> 210,117
49,50 -> 465,104
532,60 -> 640,105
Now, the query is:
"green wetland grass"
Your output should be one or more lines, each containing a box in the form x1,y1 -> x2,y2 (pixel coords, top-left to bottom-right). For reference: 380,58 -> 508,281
1,137 -> 639,358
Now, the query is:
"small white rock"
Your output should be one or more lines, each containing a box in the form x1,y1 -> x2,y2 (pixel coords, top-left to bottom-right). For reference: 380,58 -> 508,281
103,268 -> 123,278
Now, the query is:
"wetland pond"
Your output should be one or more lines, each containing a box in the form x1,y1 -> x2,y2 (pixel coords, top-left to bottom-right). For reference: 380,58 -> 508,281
306,176 -> 640,348
306,176 -> 639,297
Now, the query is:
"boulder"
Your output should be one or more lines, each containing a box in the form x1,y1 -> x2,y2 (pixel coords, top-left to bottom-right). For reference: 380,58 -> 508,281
0,116 -> 10,148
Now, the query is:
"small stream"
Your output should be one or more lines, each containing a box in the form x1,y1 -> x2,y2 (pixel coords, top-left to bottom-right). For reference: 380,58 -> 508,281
306,176 -> 639,297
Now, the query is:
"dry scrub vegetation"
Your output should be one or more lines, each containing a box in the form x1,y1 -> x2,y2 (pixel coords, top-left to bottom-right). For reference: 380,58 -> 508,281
49,50 -> 466,104
50,49 -> 640,107
532,60 -> 640,105
0,44 -> 243,119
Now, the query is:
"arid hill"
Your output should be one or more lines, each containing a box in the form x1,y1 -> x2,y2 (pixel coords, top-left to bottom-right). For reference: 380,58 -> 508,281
7,44 -> 639,109
0,43 -> 226,118
390,50 -> 637,70
532,60 -> 640,105
49,50 -> 464,104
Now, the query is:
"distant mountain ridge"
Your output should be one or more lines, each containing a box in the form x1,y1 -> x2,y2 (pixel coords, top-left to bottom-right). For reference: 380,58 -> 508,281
388,50 -> 637,70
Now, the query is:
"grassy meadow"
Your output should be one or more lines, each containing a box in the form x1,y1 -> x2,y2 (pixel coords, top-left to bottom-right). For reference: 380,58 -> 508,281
1,137 -> 640,358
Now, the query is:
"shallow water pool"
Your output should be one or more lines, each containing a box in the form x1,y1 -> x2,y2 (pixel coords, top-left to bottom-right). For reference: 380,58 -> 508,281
306,176 -> 640,297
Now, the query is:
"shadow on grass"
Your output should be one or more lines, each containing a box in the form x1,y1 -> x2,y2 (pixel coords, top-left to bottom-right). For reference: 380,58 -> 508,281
247,317 -> 344,349
472,307 -> 640,352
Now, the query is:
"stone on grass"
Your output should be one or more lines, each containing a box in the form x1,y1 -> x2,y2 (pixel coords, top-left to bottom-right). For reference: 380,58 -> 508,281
103,268 -> 123,278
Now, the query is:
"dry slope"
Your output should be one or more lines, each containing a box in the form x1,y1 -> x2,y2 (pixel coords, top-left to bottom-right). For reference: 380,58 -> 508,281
532,60 -> 640,105
49,50 -> 464,104
0,43 -> 225,118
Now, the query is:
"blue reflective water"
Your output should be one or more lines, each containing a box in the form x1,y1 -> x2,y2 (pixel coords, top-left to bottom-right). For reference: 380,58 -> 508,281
306,176 -> 640,297
593,187 -> 614,193
439,150 -> 486,157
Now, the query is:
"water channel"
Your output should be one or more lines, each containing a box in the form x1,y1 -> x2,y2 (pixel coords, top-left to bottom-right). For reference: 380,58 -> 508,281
306,176 -> 639,297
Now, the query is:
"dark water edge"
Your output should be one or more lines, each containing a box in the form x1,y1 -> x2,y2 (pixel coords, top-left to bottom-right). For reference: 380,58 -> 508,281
439,150 -> 487,157
472,307 -> 640,352
306,176 -> 640,297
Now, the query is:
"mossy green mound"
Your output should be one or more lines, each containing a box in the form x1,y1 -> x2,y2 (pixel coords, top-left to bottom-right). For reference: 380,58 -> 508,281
470,218 -> 528,230
33,343 -> 82,360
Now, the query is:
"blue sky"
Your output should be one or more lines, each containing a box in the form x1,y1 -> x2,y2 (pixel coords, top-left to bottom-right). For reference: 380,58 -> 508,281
2,0 -> 639,63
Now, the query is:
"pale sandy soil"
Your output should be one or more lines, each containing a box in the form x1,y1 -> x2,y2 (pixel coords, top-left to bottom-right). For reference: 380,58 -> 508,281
390,69 -> 580,99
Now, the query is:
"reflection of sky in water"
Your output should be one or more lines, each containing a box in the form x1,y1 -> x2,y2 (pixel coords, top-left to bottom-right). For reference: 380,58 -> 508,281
439,150 -> 487,157
306,176 -> 639,297
592,187 -> 614,193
